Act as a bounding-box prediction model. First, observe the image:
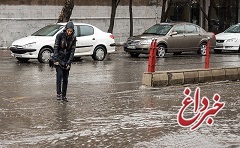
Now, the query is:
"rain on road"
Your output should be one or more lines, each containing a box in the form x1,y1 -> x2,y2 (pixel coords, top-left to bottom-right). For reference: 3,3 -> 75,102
0,50 -> 239,147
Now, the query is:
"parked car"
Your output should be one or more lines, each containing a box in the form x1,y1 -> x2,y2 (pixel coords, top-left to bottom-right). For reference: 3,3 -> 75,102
124,22 -> 216,57
10,22 -> 116,63
214,23 -> 240,53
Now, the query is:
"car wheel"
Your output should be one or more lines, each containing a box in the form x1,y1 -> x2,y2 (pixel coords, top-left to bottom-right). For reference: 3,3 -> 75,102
214,49 -> 222,54
16,57 -> 30,62
92,46 -> 107,61
129,52 -> 140,58
197,43 -> 207,56
38,48 -> 53,63
157,45 -> 166,57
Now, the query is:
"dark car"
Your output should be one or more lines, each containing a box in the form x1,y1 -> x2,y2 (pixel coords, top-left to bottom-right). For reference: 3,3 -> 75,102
124,22 -> 216,57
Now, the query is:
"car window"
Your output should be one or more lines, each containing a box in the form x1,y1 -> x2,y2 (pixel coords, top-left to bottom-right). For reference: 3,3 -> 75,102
196,26 -> 201,32
32,25 -> 64,36
224,24 -> 240,33
172,25 -> 185,34
73,25 -> 78,37
185,24 -> 198,33
143,24 -> 173,35
80,25 -> 94,36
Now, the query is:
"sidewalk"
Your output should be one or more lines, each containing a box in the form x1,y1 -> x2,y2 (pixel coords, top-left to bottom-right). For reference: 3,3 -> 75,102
0,47 -> 8,50
0,49 -> 11,57
114,46 -> 124,53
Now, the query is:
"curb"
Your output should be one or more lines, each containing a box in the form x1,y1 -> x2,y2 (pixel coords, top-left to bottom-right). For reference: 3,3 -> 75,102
142,67 -> 240,87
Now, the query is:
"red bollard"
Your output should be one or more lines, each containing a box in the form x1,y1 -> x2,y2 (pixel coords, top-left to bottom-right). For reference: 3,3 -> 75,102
148,39 -> 157,72
205,39 -> 210,69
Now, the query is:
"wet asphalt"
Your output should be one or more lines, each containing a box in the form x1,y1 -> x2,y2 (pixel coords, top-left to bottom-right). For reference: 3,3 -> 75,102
0,49 -> 239,148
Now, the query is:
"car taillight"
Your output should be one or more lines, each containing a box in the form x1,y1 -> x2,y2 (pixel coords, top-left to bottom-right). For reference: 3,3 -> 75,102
110,34 -> 114,39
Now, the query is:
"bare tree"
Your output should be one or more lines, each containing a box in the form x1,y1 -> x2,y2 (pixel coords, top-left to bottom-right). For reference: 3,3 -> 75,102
108,0 -> 120,33
196,0 -> 208,21
160,0 -> 173,22
207,0 -> 215,32
57,0 -> 74,23
129,0 -> 133,36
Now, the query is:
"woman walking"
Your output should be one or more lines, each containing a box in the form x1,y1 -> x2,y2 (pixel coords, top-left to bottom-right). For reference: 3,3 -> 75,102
52,21 -> 76,102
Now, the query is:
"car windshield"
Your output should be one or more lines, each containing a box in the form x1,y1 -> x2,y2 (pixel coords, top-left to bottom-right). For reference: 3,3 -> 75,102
224,24 -> 240,33
32,25 -> 64,36
143,24 -> 173,35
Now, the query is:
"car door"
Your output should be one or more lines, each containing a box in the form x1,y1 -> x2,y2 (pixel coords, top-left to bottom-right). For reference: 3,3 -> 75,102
75,25 -> 96,54
167,24 -> 186,52
184,24 -> 202,51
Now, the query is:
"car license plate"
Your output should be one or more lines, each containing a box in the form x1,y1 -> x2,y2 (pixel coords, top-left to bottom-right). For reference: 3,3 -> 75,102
216,43 -> 223,46
14,54 -> 22,58
127,45 -> 136,49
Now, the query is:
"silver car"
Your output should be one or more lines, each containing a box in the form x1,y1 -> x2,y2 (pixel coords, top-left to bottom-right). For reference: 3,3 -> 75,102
124,22 -> 216,57
214,23 -> 240,53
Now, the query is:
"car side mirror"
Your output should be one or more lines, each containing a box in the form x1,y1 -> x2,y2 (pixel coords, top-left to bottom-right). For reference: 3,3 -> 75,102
170,32 -> 178,36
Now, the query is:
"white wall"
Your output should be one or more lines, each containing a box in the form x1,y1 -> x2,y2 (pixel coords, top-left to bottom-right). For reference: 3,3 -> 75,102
0,5 -> 162,47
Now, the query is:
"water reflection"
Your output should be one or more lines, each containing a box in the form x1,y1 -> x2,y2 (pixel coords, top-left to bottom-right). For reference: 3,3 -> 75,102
142,97 -> 154,108
55,103 -> 71,131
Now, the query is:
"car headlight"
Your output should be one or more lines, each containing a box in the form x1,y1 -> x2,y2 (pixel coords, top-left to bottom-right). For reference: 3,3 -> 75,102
226,38 -> 238,42
23,42 -> 36,48
140,40 -> 152,45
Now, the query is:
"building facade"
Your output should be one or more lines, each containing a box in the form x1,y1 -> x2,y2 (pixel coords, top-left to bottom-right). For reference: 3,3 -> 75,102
0,0 -> 161,47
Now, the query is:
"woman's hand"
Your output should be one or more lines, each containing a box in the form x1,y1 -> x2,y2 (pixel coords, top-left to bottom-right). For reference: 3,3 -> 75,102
54,62 -> 59,65
66,64 -> 71,70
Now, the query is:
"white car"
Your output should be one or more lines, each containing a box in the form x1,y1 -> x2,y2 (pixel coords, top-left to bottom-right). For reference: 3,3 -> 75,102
214,23 -> 240,53
10,22 -> 116,63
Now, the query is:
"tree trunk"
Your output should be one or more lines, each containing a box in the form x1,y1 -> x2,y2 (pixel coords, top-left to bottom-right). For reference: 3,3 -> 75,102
161,0 -> 173,22
108,0 -> 120,33
225,1 -> 231,29
207,0 -> 214,32
196,0 -> 209,22
57,0 -> 74,23
129,0 -> 133,36
161,0 -> 167,22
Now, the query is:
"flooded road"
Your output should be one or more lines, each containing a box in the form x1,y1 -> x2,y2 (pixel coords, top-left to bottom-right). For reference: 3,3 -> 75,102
0,50 -> 239,147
